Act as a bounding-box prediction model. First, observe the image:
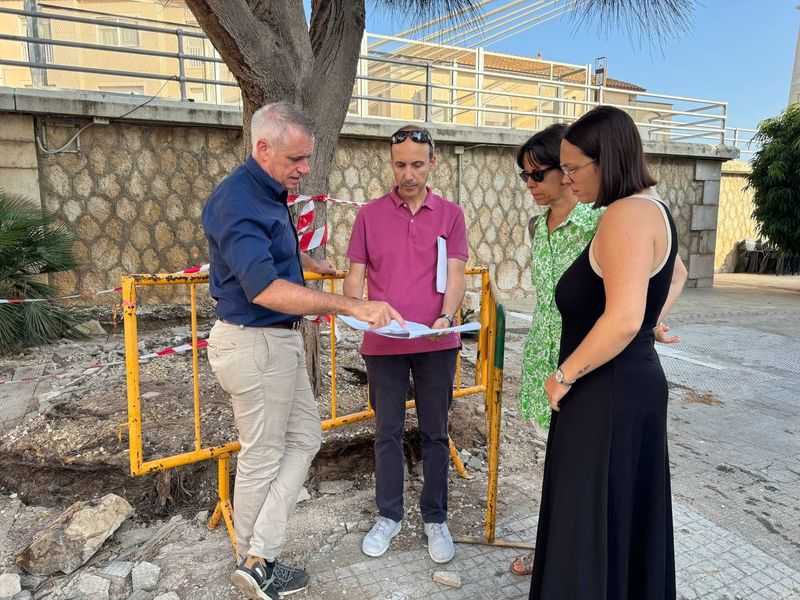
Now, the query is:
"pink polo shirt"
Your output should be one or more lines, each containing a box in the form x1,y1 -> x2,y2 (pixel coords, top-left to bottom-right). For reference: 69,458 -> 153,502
347,187 -> 469,356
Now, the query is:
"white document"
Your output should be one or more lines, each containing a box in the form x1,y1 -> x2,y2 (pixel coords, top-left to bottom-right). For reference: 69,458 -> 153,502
436,236 -> 448,294
339,315 -> 480,339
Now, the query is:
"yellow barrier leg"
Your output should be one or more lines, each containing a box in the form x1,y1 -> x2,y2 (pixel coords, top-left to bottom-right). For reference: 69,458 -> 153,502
449,436 -> 473,480
209,502 -> 222,529
209,454 -> 238,558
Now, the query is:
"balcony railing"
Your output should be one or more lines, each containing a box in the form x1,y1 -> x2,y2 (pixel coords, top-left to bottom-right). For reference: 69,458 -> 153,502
0,6 -> 755,156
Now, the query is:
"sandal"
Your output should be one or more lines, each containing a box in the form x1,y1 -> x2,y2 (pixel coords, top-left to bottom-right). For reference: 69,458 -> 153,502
510,550 -> 534,576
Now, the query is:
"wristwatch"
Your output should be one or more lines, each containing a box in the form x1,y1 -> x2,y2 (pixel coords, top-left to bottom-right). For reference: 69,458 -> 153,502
439,313 -> 454,327
555,367 -> 574,387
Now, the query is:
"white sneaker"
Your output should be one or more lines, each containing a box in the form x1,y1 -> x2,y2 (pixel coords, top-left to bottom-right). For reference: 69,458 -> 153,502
361,517 -> 402,558
424,521 -> 455,563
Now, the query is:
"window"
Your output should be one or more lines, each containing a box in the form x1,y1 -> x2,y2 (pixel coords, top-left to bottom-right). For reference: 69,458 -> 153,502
184,38 -> 205,69
189,86 -> 206,101
482,95 -> 511,128
19,17 -> 54,63
98,19 -> 139,48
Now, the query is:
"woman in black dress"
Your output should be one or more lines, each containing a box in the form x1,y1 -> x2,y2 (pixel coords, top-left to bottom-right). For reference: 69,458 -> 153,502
529,105 -> 688,600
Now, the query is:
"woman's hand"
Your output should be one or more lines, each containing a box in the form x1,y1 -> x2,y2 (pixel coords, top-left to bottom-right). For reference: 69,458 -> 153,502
544,373 -> 571,411
654,322 -> 680,344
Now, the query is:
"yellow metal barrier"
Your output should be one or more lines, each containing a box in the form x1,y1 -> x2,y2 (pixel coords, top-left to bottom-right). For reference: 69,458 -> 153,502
123,267 -> 498,554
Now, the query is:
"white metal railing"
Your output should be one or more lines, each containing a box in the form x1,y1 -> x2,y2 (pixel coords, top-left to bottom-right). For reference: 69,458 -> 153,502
722,127 -> 760,159
0,6 -> 753,152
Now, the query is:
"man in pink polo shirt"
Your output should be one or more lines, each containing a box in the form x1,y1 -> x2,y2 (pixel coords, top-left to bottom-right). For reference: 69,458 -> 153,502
344,125 -> 468,564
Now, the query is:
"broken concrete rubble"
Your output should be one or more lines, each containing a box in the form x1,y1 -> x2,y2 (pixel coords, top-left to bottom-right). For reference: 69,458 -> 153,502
15,494 -> 133,576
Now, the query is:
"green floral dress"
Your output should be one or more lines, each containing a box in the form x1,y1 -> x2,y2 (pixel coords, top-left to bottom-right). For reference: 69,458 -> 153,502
519,203 -> 602,428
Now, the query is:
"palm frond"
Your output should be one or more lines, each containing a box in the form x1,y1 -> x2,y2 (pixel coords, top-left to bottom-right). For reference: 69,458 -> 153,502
0,188 -> 83,352
571,0 -> 694,47
371,0 -> 482,31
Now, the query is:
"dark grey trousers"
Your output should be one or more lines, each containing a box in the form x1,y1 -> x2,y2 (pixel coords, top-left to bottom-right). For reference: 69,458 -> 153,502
364,349 -> 458,524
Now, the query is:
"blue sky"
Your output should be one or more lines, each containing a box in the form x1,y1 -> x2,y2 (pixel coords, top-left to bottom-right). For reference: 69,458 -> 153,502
364,1 -> 800,130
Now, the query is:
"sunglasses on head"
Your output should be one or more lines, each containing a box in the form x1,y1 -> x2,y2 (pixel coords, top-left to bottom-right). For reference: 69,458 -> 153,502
519,166 -> 559,183
391,129 -> 434,147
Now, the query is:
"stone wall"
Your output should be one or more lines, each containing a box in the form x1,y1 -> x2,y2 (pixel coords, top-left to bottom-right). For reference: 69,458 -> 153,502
1,89 -> 736,304
329,142 -> 722,297
36,120 -> 726,303
37,120 -> 242,302
716,161 -> 757,273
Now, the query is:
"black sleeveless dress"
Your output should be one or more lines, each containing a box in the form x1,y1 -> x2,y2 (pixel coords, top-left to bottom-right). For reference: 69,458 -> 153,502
529,194 -> 678,600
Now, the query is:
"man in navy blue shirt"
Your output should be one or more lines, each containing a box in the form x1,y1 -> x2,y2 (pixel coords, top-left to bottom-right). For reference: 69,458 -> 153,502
203,102 -> 401,600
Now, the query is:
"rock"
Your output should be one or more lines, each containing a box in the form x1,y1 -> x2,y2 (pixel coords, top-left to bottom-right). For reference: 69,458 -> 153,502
131,562 -> 161,592
193,511 -> 209,525
18,574 -> 44,591
467,456 -> 483,470
12,591 -> 32,600
357,520 -> 372,532
141,392 -> 161,400
325,533 -> 341,544
113,526 -> 153,553
75,320 -> 107,337
100,561 -> 133,600
432,571 -> 462,588
0,573 -> 21,598
100,561 -> 133,580
296,487 -> 311,504
127,591 -> 152,600
153,593 -> 180,600
317,480 -> 353,495
16,494 -> 134,576
63,573 -> 110,600
344,522 -> 359,533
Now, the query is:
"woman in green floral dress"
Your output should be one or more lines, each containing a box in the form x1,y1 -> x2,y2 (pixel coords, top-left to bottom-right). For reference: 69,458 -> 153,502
511,123 -> 602,576
518,124 -> 602,430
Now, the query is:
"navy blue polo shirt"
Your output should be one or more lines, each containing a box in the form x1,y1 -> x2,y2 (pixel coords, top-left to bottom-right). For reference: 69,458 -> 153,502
202,156 -> 304,327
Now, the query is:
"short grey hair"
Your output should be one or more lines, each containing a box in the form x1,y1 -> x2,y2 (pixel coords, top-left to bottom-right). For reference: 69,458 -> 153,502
251,101 -> 314,152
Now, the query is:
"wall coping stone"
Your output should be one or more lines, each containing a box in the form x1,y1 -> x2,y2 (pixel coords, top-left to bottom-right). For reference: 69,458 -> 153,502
0,86 -> 740,161
721,159 -> 752,175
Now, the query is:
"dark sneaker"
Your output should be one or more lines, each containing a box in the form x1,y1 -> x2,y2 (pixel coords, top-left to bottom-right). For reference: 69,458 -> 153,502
271,561 -> 309,597
230,559 -> 279,600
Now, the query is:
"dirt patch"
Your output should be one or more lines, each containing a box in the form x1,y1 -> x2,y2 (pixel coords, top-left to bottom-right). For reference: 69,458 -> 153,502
670,383 -> 723,406
0,321 -> 512,527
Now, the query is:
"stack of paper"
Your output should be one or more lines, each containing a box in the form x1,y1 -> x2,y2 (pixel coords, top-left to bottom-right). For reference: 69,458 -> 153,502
339,315 -> 480,339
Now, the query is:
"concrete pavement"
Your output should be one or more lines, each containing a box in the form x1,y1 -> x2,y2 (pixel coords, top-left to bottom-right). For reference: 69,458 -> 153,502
304,275 -> 800,599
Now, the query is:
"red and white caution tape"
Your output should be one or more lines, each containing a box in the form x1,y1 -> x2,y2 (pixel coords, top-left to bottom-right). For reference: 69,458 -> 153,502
139,338 -> 208,361
0,287 -> 120,305
288,194 -> 365,208
295,199 -> 316,233
170,264 -> 209,276
288,193 -> 363,253
0,338 -> 210,386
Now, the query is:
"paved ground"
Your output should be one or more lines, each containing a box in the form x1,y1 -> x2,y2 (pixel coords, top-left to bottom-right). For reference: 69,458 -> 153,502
302,275 -> 800,600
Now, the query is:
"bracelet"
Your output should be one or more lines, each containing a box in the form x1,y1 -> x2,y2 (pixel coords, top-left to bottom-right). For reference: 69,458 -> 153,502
438,313 -> 454,327
555,367 -> 574,387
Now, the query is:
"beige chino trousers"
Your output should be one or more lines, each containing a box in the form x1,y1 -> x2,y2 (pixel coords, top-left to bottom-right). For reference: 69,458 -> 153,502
207,320 -> 322,560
